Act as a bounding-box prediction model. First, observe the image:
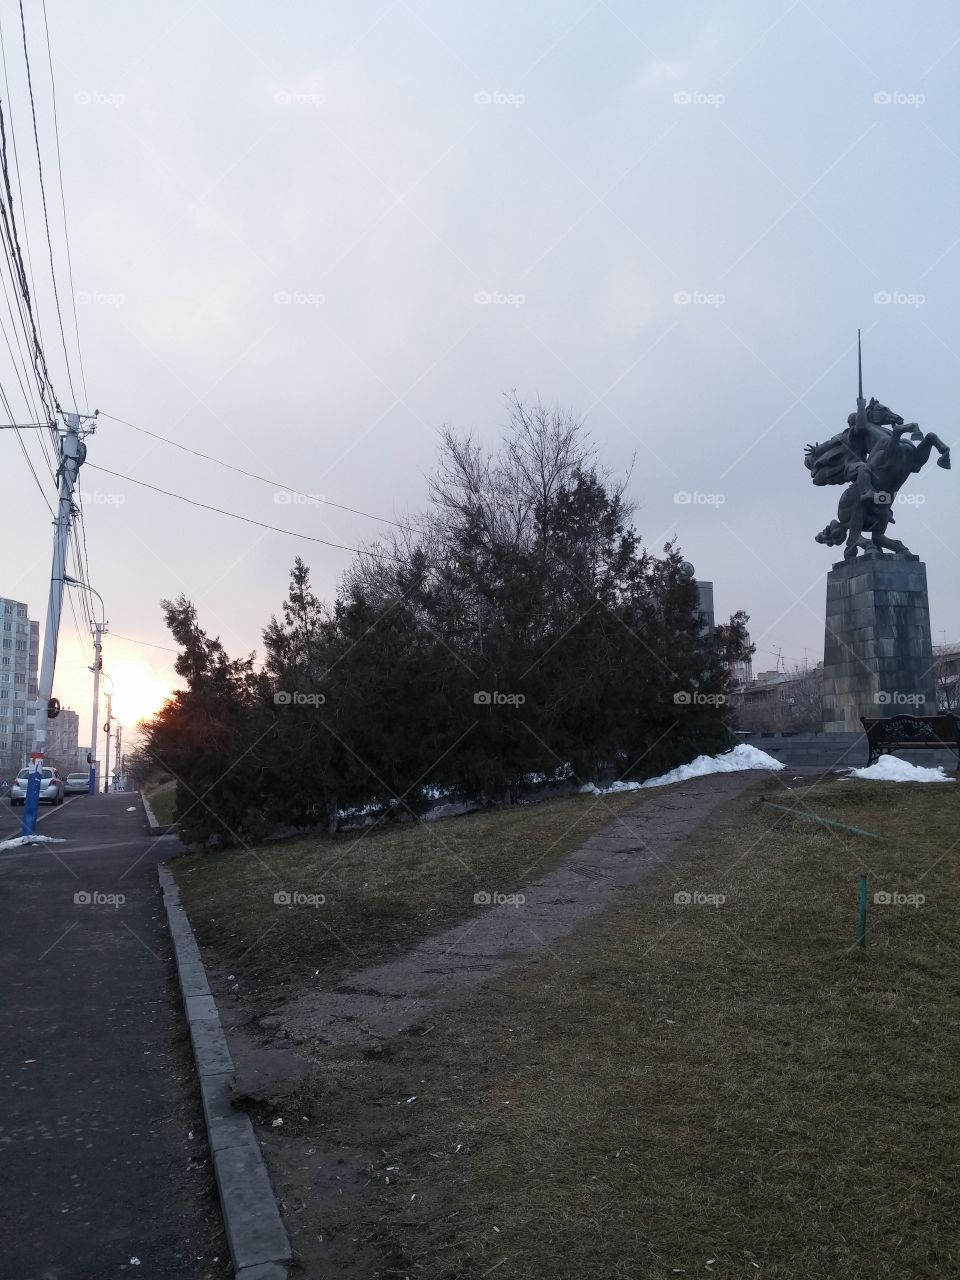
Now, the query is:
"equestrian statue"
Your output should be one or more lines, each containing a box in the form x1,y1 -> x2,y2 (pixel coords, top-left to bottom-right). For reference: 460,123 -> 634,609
804,333 -> 950,559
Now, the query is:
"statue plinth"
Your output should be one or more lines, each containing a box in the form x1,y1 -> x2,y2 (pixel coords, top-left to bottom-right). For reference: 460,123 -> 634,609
822,554 -> 936,731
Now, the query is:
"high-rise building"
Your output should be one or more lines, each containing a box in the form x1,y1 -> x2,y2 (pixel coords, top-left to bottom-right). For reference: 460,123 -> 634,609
695,579 -> 715,632
47,707 -> 82,774
0,596 -> 40,781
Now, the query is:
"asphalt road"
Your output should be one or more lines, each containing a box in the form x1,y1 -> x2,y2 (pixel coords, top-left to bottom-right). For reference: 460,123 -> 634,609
0,793 -> 226,1280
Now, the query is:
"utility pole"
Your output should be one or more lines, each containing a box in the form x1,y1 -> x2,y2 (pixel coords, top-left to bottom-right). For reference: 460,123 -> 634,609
22,412 -> 90,836
88,620 -> 106,794
103,690 -> 113,794
114,723 -> 123,791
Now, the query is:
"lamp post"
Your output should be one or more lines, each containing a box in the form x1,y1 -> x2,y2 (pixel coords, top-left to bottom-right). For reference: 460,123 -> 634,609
101,672 -> 114,795
61,576 -> 108,795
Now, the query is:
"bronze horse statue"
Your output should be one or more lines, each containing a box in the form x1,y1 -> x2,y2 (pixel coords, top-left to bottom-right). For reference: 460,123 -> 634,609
805,397 -> 950,559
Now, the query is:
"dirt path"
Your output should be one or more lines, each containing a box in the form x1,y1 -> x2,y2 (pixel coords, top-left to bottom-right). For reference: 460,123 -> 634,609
274,770 -> 767,1050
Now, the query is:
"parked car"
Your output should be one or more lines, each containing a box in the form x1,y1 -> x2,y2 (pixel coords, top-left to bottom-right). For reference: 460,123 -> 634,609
9,767 -> 65,806
64,772 -> 91,795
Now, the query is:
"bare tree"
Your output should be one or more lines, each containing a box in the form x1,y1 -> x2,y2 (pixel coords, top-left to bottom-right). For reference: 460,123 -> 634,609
932,648 -> 960,711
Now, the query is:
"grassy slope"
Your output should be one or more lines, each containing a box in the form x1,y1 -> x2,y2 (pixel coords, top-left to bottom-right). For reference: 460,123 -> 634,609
173,788 -> 657,979
144,778 -> 177,826
296,777 -> 960,1279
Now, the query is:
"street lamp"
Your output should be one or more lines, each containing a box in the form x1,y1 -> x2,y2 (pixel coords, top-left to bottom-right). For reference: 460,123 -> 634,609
60,575 -> 108,794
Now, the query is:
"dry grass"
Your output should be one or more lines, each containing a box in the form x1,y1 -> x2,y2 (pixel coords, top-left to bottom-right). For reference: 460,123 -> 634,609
173,789 -> 656,979
145,779 -> 178,826
296,777 -> 960,1279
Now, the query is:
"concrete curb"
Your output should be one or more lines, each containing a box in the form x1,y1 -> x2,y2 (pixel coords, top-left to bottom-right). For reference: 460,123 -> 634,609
141,789 -> 177,837
158,864 -> 291,1280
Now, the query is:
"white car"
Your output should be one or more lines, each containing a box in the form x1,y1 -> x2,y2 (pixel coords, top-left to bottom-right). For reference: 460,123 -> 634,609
64,772 -> 91,795
9,767 -> 65,806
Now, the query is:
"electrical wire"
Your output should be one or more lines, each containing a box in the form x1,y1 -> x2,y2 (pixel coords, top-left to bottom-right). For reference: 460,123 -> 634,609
0,94 -> 60,425
39,0 -> 87,410
17,0 -> 77,409
99,412 -> 411,531
110,632 -> 177,654
0,15 -> 45,371
84,461 -> 404,559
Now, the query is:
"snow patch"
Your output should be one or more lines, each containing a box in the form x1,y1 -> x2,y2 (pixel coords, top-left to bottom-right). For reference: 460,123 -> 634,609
848,755 -> 955,784
579,743 -> 784,794
0,833 -> 68,851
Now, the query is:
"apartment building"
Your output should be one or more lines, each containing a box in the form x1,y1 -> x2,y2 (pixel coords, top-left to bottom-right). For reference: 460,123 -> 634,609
0,596 -> 40,781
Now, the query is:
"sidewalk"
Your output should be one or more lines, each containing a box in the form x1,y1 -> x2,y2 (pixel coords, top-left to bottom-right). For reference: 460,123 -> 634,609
0,793 -> 225,1279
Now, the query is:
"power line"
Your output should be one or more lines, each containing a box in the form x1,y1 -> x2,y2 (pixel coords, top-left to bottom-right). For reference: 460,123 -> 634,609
85,461 -> 400,558
100,411 -> 410,531
110,632 -> 177,654
17,0 -> 78,409
0,15 -> 45,380
39,0 -> 88,410
0,93 -> 60,426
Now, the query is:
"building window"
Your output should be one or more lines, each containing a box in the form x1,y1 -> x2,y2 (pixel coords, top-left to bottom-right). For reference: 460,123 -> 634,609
16,605 -> 26,617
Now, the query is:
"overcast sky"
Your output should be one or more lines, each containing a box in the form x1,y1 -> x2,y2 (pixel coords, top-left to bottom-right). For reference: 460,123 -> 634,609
4,0 -> 960,735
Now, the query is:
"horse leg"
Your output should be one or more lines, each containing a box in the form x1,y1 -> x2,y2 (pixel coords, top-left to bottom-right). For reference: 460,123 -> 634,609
873,530 -> 909,554
928,432 -> 951,469
911,433 -> 951,471
869,512 -> 908,555
841,474 -> 883,558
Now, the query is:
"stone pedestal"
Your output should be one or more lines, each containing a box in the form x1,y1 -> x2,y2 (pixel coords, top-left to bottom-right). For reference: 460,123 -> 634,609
822,554 -> 936,732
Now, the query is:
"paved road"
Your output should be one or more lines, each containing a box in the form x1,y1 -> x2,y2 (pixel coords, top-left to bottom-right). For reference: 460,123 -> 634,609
0,793 -> 226,1280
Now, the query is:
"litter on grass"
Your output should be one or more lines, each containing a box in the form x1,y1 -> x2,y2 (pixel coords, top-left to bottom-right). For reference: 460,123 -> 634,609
579,743 -> 784,795
848,755 -> 955,783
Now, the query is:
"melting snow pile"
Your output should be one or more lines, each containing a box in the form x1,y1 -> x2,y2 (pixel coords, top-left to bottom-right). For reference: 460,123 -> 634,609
0,833 -> 67,852
848,755 -> 955,784
580,743 -> 784,795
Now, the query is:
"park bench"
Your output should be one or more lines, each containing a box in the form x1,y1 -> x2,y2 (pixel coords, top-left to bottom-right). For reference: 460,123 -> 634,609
859,712 -> 960,768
